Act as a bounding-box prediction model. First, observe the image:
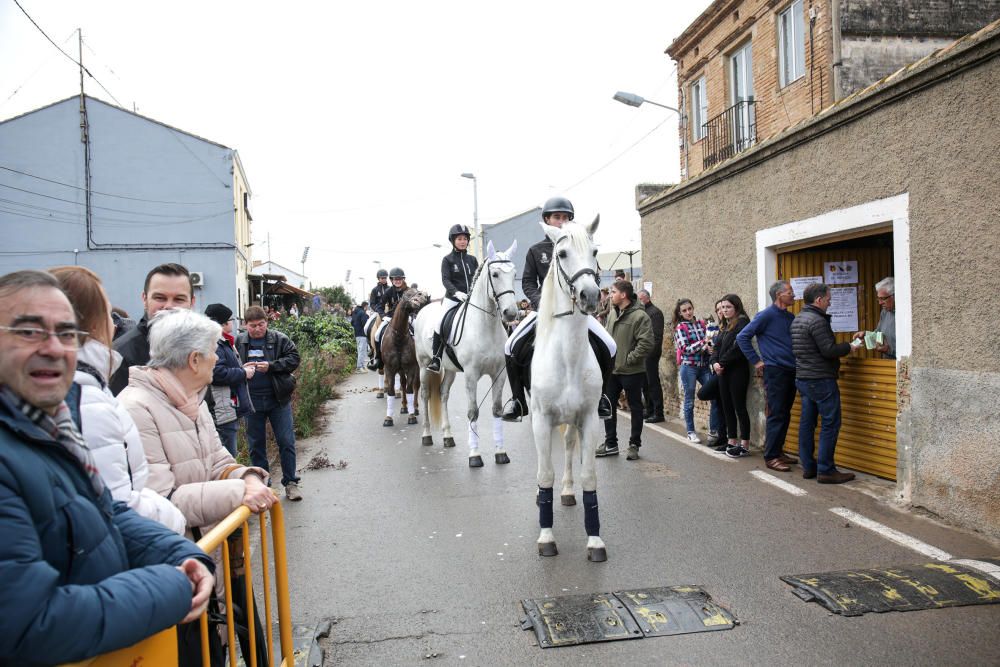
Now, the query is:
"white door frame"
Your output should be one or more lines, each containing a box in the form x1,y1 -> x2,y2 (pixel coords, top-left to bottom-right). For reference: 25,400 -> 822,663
755,193 -> 911,358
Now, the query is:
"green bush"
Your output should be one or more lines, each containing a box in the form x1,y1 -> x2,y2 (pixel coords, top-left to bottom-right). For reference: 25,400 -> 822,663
270,311 -> 357,357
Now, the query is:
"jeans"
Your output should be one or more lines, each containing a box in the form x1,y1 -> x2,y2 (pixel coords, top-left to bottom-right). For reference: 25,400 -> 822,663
246,393 -> 300,487
355,336 -> 369,369
604,372 -> 646,446
679,364 -> 721,434
763,366 -> 797,460
643,350 -> 664,417
216,420 -> 238,457
795,378 -> 842,474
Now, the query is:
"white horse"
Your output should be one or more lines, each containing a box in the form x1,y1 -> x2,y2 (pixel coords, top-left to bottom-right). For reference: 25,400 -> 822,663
414,240 -> 519,466
530,216 -> 607,562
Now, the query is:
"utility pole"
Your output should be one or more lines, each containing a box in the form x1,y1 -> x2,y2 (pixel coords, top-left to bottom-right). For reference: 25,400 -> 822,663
621,249 -> 641,282
78,28 -> 93,249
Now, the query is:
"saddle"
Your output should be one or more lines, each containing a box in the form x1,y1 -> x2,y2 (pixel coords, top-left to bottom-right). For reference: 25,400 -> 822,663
439,305 -> 464,372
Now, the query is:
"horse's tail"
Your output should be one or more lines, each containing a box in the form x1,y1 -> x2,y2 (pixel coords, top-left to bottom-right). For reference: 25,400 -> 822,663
426,370 -> 442,427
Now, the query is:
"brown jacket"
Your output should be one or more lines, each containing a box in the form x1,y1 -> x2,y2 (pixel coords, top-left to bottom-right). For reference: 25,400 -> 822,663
119,367 -> 268,532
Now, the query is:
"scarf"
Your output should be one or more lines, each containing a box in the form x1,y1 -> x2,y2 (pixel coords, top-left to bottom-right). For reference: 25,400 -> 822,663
1,386 -> 106,498
149,367 -> 203,422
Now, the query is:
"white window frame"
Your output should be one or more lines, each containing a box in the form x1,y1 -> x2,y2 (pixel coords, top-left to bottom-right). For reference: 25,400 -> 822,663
690,77 -> 708,142
778,0 -> 806,87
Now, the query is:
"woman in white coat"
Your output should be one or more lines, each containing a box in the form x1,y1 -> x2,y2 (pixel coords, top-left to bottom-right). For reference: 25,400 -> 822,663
50,266 -> 186,533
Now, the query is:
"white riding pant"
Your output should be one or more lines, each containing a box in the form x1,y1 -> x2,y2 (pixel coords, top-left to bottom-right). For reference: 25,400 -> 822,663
374,320 -> 389,347
504,312 -> 616,357
364,312 -> 379,338
435,296 -> 462,336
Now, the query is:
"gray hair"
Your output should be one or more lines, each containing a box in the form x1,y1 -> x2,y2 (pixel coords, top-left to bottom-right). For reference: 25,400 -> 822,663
769,280 -> 791,302
0,270 -> 64,301
638,290 -> 650,299
147,309 -> 220,370
875,277 -> 894,296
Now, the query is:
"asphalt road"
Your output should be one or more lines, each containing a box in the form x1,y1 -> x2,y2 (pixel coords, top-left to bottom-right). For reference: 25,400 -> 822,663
279,371 -> 1000,666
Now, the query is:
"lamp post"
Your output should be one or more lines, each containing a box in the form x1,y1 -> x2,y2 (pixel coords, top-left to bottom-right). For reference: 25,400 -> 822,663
612,91 -> 680,114
460,172 -> 480,259
300,246 -> 310,289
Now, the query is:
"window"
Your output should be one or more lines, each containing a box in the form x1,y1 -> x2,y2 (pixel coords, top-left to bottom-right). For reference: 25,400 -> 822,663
778,0 -> 805,87
691,77 -> 708,141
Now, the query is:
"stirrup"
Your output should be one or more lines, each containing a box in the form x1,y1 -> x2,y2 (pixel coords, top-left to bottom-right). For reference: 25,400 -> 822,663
366,358 -> 378,371
501,398 -> 526,423
598,394 -> 613,420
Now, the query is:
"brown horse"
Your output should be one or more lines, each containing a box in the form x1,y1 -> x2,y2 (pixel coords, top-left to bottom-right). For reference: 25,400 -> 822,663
381,288 -> 429,427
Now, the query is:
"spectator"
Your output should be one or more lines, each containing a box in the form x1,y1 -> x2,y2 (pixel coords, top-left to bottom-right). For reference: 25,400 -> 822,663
853,276 -> 896,359
672,298 -> 721,443
614,269 -> 627,282
289,303 -> 300,318
703,299 -> 728,450
710,294 -> 752,458
637,289 -> 665,423
236,306 -> 303,501
111,306 -> 135,341
737,280 -> 799,472
791,283 -> 855,484
50,265 -> 187,533
596,280 -> 654,461
0,270 -> 214,664
204,303 -> 255,457
110,263 -> 194,395
596,287 -> 611,326
352,301 -> 370,373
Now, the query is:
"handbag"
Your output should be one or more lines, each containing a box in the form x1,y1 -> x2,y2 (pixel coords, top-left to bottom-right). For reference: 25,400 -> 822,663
697,372 -> 719,402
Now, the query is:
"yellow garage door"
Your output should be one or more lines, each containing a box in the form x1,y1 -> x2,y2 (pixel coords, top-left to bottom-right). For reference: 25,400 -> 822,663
778,243 -> 898,480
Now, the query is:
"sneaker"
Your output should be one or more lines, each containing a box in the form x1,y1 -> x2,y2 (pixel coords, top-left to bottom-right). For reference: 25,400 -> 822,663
686,432 -> 702,444
706,431 -> 719,446
596,442 -> 619,457
284,483 -> 303,501
725,444 -> 751,458
626,445 -> 640,460
713,444 -> 729,452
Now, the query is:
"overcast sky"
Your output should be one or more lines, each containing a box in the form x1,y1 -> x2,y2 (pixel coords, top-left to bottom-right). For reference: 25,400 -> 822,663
0,0 -> 710,299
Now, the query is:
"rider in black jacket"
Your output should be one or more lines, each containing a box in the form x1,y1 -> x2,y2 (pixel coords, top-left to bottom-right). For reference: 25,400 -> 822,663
427,224 -> 479,373
367,267 -> 408,370
369,269 -> 391,316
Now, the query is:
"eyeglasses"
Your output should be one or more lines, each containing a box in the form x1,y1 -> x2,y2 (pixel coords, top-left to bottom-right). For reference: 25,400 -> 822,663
877,295 -> 893,302
0,326 -> 88,349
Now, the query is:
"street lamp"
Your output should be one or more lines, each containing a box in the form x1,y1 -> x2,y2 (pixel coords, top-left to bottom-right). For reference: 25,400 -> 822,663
460,172 -> 480,259
612,91 -> 679,114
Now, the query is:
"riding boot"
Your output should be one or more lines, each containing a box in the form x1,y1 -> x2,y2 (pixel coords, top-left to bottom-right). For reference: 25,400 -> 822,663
501,357 -> 529,422
426,332 -> 443,373
589,332 -> 616,420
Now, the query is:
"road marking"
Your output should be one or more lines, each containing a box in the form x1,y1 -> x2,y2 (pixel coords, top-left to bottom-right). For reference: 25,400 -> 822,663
829,507 -> 953,561
750,470 -> 808,496
619,412 -> 733,462
950,559 -> 1000,582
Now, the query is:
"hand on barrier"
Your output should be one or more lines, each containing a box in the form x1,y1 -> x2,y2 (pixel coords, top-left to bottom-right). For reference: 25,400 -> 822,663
178,558 -> 215,624
243,475 -> 277,513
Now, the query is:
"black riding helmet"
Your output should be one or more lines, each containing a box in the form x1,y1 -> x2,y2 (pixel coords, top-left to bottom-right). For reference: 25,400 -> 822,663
389,267 -> 405,280
448,224 -> 472,247
542,196 -> 574,221
376,268 -> 388,279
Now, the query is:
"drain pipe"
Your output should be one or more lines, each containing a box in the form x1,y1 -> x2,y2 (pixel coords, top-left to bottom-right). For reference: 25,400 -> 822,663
831,0 -> 844,101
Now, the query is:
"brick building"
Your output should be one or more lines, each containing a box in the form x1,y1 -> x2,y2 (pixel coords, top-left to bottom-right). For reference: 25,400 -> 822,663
670,0 -> 1000,180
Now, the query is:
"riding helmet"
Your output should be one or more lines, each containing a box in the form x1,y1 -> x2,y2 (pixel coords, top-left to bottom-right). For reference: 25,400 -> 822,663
448,224 -> 472,245
389,267 -> 406,280
542,196 -> 574,221
376,268 -> 388,279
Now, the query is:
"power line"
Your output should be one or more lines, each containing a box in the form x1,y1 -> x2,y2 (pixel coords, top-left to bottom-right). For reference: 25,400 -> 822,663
0,164 -> 220,204
0,197 -> 232,227
562,116 -> 673,193
0,180 -> 231,218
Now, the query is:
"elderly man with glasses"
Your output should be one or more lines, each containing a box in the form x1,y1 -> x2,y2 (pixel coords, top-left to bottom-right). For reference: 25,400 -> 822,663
854,277 -> 896,359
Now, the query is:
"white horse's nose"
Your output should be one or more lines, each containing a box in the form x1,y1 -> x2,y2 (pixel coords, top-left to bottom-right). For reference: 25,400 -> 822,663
578,285 -> 600,313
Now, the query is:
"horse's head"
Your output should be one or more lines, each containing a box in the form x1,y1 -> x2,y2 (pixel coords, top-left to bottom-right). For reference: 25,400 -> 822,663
401,288 -> 429,315
484,239 -> 520,323
541,215 -> 601,314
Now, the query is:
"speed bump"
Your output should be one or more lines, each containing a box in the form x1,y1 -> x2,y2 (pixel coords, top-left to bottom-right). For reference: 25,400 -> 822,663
781,561 -> 1000,616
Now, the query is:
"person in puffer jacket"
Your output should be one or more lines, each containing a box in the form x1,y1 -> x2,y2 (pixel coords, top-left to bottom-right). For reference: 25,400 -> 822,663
204,303 -> 255,456
51,266 -> 187,534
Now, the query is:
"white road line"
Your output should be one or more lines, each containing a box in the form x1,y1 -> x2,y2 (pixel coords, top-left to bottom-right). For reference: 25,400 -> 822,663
618,412 -> 733,462
950,559 -> 1000,582
829,507 -> 953,561
750,470 -> 808,496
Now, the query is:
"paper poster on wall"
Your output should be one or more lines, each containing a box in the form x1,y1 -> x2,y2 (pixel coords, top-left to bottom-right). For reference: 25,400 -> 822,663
790,276 -> 822,300
828,287 -> 859,332
643,281 -> 653,296
824,260 -> 859,284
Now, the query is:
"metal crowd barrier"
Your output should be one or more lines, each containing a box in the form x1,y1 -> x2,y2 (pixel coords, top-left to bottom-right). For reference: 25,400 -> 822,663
64,501 -> 294,667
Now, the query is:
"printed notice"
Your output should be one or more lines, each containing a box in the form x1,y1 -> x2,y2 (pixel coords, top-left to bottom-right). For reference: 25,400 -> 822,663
790,276 -> 822,300
824,261 -> 859,284
643,281 -> 653,296
829,287 -> 859,332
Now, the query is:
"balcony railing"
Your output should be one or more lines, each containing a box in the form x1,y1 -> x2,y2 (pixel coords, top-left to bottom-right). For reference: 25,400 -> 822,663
702,99 -> 757,169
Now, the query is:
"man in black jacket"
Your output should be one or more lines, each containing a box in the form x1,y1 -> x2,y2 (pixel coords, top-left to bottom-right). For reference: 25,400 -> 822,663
109,263 -> 194,395
427,224 -> 478,373
637,290 -> 665,423
236,306 -> 303,500
790,283 -> 855,484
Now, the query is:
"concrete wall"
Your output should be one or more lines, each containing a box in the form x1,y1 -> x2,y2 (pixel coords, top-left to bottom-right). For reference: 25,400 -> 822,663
639,27 -> 1000,537
840,0 -> 1000,36
0,97 -> 244,318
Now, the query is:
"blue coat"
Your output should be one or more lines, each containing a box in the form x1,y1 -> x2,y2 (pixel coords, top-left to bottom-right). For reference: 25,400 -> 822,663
212,336 -> 255,422
0,385 -> 214,665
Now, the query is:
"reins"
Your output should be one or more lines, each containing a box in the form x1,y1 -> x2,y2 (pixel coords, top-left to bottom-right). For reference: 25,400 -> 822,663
552,253 -> 598,319
451,257 -> 514,347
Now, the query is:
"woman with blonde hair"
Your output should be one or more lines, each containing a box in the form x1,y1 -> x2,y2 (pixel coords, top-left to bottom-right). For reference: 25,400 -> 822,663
49,266 -> 186,533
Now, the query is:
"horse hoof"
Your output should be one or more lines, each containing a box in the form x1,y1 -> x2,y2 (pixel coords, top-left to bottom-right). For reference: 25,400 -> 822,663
561,495 -> 576,506
382,417 -> 393,427
376,392 -> 385,399
400,406 -> 408,414
469,455 -> 484,468
413,408 -> 420,416
443,437 -> 456,448
495,452 -> 510,464
407,415 -> 418,425
587,547 -> 608,562
538,542 -> 558,557
421,436 -> 433,446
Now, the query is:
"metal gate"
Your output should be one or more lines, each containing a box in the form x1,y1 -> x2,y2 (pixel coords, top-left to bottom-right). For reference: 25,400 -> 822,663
778,241 -> 898,480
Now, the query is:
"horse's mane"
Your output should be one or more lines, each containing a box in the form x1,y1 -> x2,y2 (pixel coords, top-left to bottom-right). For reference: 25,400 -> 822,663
536,222 -> 591,339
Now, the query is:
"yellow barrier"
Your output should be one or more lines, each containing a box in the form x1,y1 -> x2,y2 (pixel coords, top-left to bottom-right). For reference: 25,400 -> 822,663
63,502 -> 294,667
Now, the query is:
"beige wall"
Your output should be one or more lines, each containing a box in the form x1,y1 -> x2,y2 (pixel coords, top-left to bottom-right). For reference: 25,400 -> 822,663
641,28 -> 1000,537
232,153 -> 252,317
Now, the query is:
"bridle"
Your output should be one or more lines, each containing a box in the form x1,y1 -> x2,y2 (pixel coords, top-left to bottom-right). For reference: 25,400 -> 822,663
452,257 -> 515,347
552,242 -> 599,318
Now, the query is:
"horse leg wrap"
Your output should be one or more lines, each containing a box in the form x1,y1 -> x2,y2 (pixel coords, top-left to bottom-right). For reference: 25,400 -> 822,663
583,491 -> 600,537
406,393 -> 414,410
386,394 -> 396,417
378,375 -> 385,390
468,421 -> 480,450
492,417 -> 503,449
395,376 -> 401,392
538,487 -> 554,529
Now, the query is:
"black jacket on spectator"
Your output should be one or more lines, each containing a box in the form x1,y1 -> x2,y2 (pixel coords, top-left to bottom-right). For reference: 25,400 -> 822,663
791,304 -> 851,379
441,249 -> 478,298
109,314 -> 150,396
643,302 -> 665,352
710,315 -> 750,369
350,306 -> 367,337
235,329 -> 301,404
522,239 -> 554,310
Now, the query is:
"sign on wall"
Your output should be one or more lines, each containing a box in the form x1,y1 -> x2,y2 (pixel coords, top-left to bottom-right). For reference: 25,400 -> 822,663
824,260 -> 859,285
829,287 -> 859,332
790,276 -> 823,300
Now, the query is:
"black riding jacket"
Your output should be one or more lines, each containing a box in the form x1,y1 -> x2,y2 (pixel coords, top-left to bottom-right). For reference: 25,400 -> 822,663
522,238 -> 554,311
383,284 -> 407,315
441,249 -> 478,299
369,282 -> 392,315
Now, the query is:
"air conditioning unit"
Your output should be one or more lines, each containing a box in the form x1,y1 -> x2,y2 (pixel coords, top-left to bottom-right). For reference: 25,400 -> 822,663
190,271 -> 205,287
